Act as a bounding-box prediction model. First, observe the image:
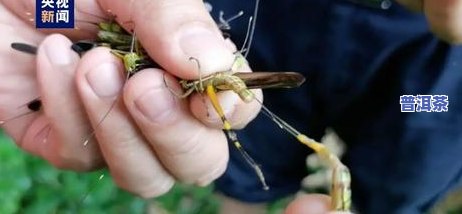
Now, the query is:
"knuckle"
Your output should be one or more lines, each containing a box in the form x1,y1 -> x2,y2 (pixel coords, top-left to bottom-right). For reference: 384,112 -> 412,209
117,178 -> 175,199
137,180 -> 174,199
180,135 -> 228,183
49,144 -> 102,171
162,126 -> 206,156
157,130 -> 228,183
230,102 -> 261,129
195,156 -> 228,186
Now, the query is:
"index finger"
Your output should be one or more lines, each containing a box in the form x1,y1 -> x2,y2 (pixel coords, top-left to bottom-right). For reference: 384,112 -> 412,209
96,0 -> 236,79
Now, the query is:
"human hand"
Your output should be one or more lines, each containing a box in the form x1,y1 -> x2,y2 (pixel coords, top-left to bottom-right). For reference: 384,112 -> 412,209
396,0 -> 462,44
0,0 -> 262,198
285,194 -> 352,214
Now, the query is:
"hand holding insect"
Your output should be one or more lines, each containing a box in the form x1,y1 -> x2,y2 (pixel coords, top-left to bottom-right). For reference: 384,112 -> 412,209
3,0 -> 351,210
1,0 -> 264,198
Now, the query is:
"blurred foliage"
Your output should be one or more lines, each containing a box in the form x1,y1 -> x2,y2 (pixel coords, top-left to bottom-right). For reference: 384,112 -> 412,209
0,130 -> 220,214
3,128 -> 462,214
155,184 -> 219,214
0,129 -> 290,214
430,187 -> 462,214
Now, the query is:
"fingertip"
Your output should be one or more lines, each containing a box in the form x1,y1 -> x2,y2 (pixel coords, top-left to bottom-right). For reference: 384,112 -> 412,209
97,0 -> 235,79
285,194 -> 332,214
230,89 -> 262,129
38,34 -> 79,68
124,69 -> 183,126
190,89 -> 262,130
177,25 -> 236,78
136,178 -> 175,199
189,91 -> 239,129
124,69 -> 230,183
75,47 -> 125,100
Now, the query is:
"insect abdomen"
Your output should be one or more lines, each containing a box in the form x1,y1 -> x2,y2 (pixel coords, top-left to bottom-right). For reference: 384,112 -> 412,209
216,74 -> 254,103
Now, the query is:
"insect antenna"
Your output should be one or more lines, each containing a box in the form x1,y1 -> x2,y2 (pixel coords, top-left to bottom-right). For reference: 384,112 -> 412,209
0,98 -> 42,126
240,0 -> 260,58
217,10 -> 244,30
204,1 -> 213,13
75,8 -> 119,28
252,95 -> 352,211
82,97 -> 118,146
76,9 -> 109,22
83,32 -> 138,146
78,174 -> 105,208
11,43 -> 38,55
0,111 -> 35,126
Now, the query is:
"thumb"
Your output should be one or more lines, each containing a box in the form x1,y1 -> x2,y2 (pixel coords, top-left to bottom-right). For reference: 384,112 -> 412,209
285,194 -> 352,214
96,0 -> 236,79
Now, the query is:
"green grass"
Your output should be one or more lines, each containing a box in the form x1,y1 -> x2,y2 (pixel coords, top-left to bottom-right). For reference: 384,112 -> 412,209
5,128 -> 462,214
0,130 -> 220,214
0,129 -> 291,214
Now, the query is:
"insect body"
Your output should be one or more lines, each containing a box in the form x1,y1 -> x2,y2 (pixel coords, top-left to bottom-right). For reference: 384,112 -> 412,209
179,71 -> 255,103
9,3 -> 351,211
206,72 -> 255,102
260,107 -> 352,211
179,54 -> 305,102
194,1 -> 351,207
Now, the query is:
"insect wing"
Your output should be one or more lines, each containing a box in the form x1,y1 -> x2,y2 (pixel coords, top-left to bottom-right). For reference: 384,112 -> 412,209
234,72 -> 306,89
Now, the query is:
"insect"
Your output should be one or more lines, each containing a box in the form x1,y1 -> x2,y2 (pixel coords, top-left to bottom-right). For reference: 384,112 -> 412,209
71,22 -> 136,55
181,53 -> 350,210
177,0 -> 351,211
8,1 -> 351,211
260,107 -> 352,211
0,98 -> 42,126
164,0 -> 285,190
8,0 -> 304,191
177,63 -> 305,100
5,14 -> 153,127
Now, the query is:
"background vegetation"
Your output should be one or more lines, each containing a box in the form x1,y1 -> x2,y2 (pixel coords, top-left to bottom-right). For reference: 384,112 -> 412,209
0,129 -> 222,214
2,129 -> 461,214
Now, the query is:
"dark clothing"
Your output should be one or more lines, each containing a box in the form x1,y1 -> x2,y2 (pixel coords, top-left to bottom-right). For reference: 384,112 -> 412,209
209,0 -> 462,213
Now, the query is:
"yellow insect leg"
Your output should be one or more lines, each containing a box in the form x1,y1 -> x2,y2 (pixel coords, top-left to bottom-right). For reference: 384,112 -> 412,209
205,85 -> 269,190
296,134 -> 351,211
